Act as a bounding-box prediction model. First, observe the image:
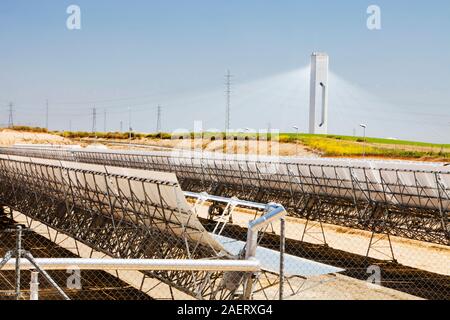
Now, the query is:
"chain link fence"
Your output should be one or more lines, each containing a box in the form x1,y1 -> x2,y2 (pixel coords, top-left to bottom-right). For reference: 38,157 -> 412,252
197,199 -> 449,300
0,211 -> 248,301
0,216 -> 152,300
1,199 -> 448,300
0,147 -> 448,300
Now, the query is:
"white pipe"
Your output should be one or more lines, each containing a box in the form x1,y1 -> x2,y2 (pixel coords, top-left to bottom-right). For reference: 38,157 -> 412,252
245,204 -> 286,261
248,205 -> 287,232
243,203 -> 287,300
184,191 -> 267,210
0,258 -> 260,272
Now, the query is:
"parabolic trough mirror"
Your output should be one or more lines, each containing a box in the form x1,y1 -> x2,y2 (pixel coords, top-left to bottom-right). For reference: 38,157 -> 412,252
1,147 -> 447,245
0,153 -> 344,300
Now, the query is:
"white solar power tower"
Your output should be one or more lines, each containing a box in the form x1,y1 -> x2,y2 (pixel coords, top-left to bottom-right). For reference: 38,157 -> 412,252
309,52 -> 329,134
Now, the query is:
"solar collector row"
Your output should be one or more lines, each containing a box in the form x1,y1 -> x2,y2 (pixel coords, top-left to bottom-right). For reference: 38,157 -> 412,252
1,147 -> 448,212
0,154 -> 224,253
0,153 -> 345,287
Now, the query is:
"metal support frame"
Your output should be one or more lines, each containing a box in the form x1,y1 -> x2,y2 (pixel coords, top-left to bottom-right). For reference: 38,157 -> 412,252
186,191 -> 266,236
301,218 -> 327,246
0,226 -> 70,300
0,157 -> 245,300
366,232 -> 396,263
0,156 -> 299,300
186,191 -> 290,300
2,147 -> 447,246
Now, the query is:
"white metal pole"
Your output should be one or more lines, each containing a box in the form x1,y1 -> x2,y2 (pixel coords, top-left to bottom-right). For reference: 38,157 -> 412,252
15,226 -> 22,300
279,217 -> 286,301
360,124 -> 367,158
292,126 -> 299,156
363,127 -> 366,158
1,258 -> 260,272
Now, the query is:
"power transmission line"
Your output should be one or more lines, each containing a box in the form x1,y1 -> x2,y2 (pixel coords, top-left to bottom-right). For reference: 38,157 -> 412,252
14,101 -> 161,119
45,99 -> 49,130
104,109 -> 107,132
50,90 -> 172,106
128,107 -> 132,132
8,102 -> 14,128
156,105 -> 162,133
225,70 -> 233,132
92,107 -> 97,133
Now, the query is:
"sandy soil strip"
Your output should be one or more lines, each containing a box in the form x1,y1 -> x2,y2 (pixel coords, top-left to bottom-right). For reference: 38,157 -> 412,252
0,129 -> 71,146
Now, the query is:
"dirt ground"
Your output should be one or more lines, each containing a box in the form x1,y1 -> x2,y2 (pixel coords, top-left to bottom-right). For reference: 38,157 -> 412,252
80,137 -> 319,157
0,129 -> 71,146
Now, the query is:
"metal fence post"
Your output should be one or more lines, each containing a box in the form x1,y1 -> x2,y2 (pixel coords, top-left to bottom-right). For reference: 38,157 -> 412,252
243,228 -> 258,300
279,217 -> 285,301
15,225 -> 22,300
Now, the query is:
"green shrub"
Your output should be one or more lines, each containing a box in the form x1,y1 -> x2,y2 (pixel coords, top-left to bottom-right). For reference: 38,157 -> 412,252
10,126 -> 48,133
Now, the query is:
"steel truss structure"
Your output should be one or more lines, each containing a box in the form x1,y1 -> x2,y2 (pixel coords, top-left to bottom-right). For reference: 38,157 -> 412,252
0,147 -> 448,246
0,154 -> 257,300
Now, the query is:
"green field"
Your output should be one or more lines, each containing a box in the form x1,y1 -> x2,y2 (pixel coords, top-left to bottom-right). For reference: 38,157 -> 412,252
279,133 -> 450,159
281,133 -> 450,148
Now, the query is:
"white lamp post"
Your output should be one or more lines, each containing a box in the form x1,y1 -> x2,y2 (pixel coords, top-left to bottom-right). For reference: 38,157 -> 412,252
360,124 -> 367,158
293,126 -> 299,156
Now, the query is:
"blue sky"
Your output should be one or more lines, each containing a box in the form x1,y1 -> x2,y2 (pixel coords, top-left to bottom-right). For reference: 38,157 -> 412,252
0,0 -> 449,143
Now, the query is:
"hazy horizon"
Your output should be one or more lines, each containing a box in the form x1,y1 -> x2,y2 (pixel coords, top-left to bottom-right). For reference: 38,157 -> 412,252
1,0 -> 449,143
